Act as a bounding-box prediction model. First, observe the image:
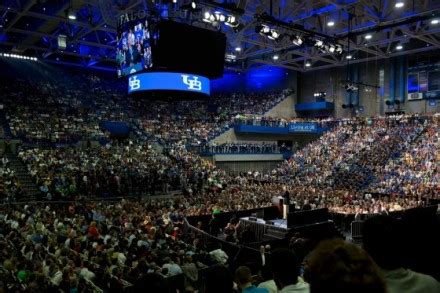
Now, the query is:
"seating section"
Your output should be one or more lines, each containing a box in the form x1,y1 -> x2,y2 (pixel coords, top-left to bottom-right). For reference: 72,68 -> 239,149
0,71 -> 439,293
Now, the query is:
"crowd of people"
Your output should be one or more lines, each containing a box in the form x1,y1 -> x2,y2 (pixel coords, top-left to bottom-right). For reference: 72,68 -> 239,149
0,197 -> 438,292
1,73 -> 438,216
0,68 -> 439,292
0,155 -> 24,202
198,142 -> 285,155
369,122 -> 440,198
233,116 -> 339,129
0,74 -> 128,144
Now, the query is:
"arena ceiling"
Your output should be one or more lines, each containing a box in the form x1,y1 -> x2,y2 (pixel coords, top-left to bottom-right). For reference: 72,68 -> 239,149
0,0 -> 439,72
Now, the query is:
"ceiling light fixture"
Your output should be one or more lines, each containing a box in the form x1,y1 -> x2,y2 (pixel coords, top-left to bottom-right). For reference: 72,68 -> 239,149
395,1 -> 404,8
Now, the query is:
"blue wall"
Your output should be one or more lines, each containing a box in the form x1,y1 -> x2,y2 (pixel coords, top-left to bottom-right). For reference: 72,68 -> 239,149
211,65 -> 296,93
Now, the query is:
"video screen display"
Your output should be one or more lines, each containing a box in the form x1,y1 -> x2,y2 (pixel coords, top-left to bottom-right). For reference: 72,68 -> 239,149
116,18 -> 153,78
116,19 -> 226,79
154,21 -> 226,79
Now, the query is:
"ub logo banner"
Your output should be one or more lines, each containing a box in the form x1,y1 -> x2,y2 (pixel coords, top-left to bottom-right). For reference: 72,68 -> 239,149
129,76 -> 141,91
288,123 -> 318,133
181,75 -> 202,91
127,72 -> 210,95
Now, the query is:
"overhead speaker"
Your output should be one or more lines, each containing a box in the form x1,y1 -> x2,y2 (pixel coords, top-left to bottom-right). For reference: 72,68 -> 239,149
385,100 -> 393,106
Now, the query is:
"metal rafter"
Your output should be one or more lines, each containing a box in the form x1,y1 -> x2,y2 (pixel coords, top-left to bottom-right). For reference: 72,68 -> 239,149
1,0 -> 439,70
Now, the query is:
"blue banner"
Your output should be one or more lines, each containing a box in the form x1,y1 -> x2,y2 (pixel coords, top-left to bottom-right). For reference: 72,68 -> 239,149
288,123 -> 318,133
128,72 -> 210,95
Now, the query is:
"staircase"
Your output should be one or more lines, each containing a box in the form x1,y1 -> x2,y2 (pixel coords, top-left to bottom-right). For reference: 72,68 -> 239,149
4,151 -> 40,201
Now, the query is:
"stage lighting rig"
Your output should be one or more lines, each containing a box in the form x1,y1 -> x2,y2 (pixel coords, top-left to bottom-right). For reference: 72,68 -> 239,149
340,80 -> 379,93
290,35 -> 303,46
203,10 -> 240,28
314,92 -> 327,98
344,83 -> 359,92
256,24 -> 282,41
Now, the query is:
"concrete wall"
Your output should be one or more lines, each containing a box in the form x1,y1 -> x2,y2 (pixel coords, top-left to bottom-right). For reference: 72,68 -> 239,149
298,60 -> 384,117
264,94 -> 297,118
215,161 -> 281,174
213,153 -> 284,161
211,130 -> 319,147
297,57 -> 439,117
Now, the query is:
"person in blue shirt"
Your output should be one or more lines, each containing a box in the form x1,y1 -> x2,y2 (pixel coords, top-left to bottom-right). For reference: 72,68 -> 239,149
235,266 -> 269,293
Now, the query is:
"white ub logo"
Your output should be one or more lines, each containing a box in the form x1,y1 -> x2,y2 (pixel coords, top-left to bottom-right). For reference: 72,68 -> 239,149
129,76 -> 141,91
182,75 -> 202,91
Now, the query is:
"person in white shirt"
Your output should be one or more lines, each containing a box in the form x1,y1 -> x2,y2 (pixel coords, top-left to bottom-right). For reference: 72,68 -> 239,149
270,249 -> 310,293
363,215 -> 440,293
258,265 -> 277,293
162,257 -> 183,276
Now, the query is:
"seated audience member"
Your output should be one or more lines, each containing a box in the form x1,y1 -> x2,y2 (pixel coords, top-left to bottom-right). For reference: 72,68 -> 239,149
235,266 -> 268,293
362,215 -> 440,293
133,273 -> 170,292
270,249 -> 309,293
257,265 -> 277,293
305,238 -> 386,293
204,265 -> 234,293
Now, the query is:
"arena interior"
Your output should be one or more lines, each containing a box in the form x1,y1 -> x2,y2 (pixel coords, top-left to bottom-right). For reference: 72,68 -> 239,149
1,0 -> 440,292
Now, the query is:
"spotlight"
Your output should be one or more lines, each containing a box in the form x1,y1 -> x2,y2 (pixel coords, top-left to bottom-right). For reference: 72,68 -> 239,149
365,34 -> 372,40
203,11 -> 211,20
173,0 -> 177,3
305,61 -> 311,67
273,54 -> 279,60
315,40 -> 324,47
328,45 -> 336,53
191,1 -> 197,9
314,92 -> 327,98
67,10 -> 76,20
327,21 -> 335,27
335,45 -> 343,54
396,44 -> 403,50
431,19 -> 439,25
291,36 -> 303,46
395,1 -> 404,8
235,47 -> 241,52
269,29 -> 280,40
346,54 -> 353,59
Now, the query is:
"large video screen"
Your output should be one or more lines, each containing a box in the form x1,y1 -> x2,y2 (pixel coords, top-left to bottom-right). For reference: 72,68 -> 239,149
117,19 -> 226,79
116,18 -> 153,77
153,21 -> 226,79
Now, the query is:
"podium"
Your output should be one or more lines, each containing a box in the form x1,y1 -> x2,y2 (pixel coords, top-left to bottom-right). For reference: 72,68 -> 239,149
277,196 -> 289,220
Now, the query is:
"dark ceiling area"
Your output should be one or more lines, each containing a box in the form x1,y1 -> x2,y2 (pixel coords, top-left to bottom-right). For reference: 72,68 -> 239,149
1,0 -> 439,72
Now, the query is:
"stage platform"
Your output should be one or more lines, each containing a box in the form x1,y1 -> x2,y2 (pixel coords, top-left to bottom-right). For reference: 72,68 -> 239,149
239,217 -> 291,242
239,210 -> 344,243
